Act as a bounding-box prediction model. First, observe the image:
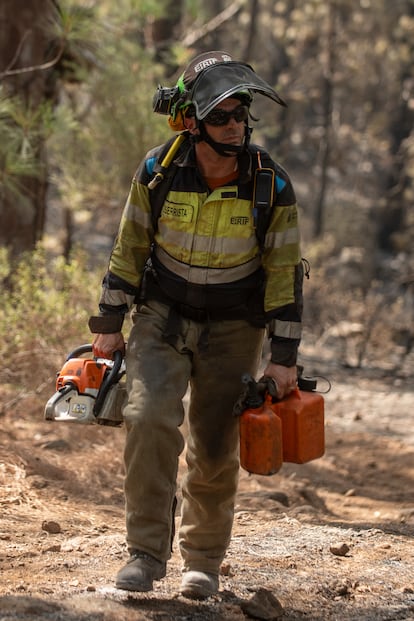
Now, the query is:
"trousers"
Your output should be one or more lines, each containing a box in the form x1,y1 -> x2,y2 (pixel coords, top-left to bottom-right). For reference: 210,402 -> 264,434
122,298 -> 264,574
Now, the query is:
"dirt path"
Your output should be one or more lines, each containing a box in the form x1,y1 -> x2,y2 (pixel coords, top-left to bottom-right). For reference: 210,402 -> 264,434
1,365 -> 413,620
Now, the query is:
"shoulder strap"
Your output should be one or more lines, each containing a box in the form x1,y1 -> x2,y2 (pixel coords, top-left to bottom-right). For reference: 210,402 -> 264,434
251,149 -> 277,251
147,133 -> 187,231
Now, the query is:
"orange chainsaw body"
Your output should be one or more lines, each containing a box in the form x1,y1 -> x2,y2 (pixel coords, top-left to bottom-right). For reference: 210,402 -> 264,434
56,358 -> 106,395
45,345 -> 125,425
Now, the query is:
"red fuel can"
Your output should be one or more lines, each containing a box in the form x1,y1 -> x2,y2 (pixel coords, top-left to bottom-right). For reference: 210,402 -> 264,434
239,394 -> 283,476
271,388 -> 325,463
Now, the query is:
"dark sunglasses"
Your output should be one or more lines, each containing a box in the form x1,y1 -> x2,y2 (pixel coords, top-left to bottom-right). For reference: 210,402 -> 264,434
203,104 -> 249,126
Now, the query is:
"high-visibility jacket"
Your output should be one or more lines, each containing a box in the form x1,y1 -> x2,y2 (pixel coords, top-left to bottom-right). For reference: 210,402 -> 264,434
99,137 -> 303,366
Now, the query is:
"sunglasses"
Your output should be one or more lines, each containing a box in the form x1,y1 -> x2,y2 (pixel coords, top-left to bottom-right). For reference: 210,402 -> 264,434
203,104 -> 249,126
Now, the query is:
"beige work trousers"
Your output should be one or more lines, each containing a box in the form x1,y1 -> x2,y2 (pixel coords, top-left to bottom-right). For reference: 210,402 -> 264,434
123,299 -> 264,574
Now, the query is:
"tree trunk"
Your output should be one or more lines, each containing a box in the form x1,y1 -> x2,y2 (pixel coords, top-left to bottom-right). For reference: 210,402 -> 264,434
0,0 -> 60,256
243,0 -> 259,62
378,69 -> 414,252
150,0 -> 184,76
313,2 -> 336,238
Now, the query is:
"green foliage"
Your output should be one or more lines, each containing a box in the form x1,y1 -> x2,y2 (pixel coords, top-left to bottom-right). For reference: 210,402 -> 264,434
0,245 -> 101,390
47,3 -> 170,219
0,1 -> 100,206
0,92 -> 51,199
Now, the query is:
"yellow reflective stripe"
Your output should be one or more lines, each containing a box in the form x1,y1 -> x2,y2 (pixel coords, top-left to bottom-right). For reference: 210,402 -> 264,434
155,246 -> 262,284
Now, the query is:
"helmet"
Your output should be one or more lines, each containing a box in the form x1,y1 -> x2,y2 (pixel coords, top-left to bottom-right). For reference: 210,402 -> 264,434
153,51 -> 286,128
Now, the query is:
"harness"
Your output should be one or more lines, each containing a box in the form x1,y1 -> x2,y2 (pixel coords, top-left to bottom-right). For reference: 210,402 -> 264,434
143,134 -> 297,347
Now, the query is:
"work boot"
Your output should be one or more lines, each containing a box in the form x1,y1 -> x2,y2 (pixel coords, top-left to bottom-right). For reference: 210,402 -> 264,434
180,570 -> 219,599
115,550 -> 166,592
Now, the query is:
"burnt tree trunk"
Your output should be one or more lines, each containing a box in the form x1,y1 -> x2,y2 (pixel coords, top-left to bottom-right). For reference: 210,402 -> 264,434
0,0 -> 60,256
378,71 -> 414,252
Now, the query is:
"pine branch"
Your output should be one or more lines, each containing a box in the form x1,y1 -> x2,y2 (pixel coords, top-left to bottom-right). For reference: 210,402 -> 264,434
182,0 -> 246,47
0,37 -> 65,80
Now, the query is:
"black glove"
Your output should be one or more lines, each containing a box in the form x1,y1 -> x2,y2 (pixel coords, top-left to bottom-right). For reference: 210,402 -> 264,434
233,374 -> 278,416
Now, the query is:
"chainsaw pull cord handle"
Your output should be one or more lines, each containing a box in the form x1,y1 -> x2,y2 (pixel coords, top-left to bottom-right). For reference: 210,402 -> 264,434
93,350 -> 124,416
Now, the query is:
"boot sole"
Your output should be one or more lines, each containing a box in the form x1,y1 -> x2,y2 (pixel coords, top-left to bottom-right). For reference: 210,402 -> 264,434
116,579 -> 153,592
180,582 -> 218,599
115,568 -> 166,592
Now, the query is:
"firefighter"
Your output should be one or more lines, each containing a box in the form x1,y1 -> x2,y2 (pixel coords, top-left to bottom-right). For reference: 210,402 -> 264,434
90,51 -> 303,599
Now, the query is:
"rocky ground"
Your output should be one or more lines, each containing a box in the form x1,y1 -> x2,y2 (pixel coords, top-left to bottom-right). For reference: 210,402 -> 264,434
1,350 -> 413,621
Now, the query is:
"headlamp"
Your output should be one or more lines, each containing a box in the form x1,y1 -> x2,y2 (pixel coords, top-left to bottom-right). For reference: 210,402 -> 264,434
152,86 -> 182,116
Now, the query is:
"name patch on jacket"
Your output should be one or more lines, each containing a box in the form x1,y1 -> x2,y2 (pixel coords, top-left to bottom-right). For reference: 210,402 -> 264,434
162,203 -> 194,222
230,216 -> 250,225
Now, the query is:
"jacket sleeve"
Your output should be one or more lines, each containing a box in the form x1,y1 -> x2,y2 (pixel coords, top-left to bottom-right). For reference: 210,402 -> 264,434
97,161 -> 154,318
262,167 -> 303,367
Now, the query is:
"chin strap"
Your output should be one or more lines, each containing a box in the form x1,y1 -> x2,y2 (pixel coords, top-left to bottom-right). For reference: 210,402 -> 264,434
196,122 -> 252,157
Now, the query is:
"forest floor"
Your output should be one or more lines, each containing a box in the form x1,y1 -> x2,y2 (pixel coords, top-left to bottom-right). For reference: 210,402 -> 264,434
1,347 -> 414,621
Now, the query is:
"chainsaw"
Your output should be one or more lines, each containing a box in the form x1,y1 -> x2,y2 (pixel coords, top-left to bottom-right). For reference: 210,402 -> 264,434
44,344 -> 126,426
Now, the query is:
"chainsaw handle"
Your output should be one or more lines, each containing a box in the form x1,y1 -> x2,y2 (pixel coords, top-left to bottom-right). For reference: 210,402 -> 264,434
93,350 -> 124,416
66,343 -> 94,360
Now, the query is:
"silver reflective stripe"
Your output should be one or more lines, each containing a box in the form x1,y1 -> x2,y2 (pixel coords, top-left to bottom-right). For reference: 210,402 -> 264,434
155,245 -> 262,284
126,201 -> 152,229
157,220 -> 257,254
101,289 -> 136,308
265,227 -> 299,249
268,318 -> 302,339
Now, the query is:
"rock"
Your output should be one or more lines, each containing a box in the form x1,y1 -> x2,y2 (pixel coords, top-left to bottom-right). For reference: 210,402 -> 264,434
30,476 -> 49,489
240,588 -> 284,620
43,544 -> 61,552
332,579 -> 353,596
41,520 -> 62,534
220,562 -> 233,576
329,542 -> 350,556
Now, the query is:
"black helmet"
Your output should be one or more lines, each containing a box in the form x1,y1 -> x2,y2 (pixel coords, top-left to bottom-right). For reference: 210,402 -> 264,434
152,51 -> 287,156
153,50 -> 286,123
